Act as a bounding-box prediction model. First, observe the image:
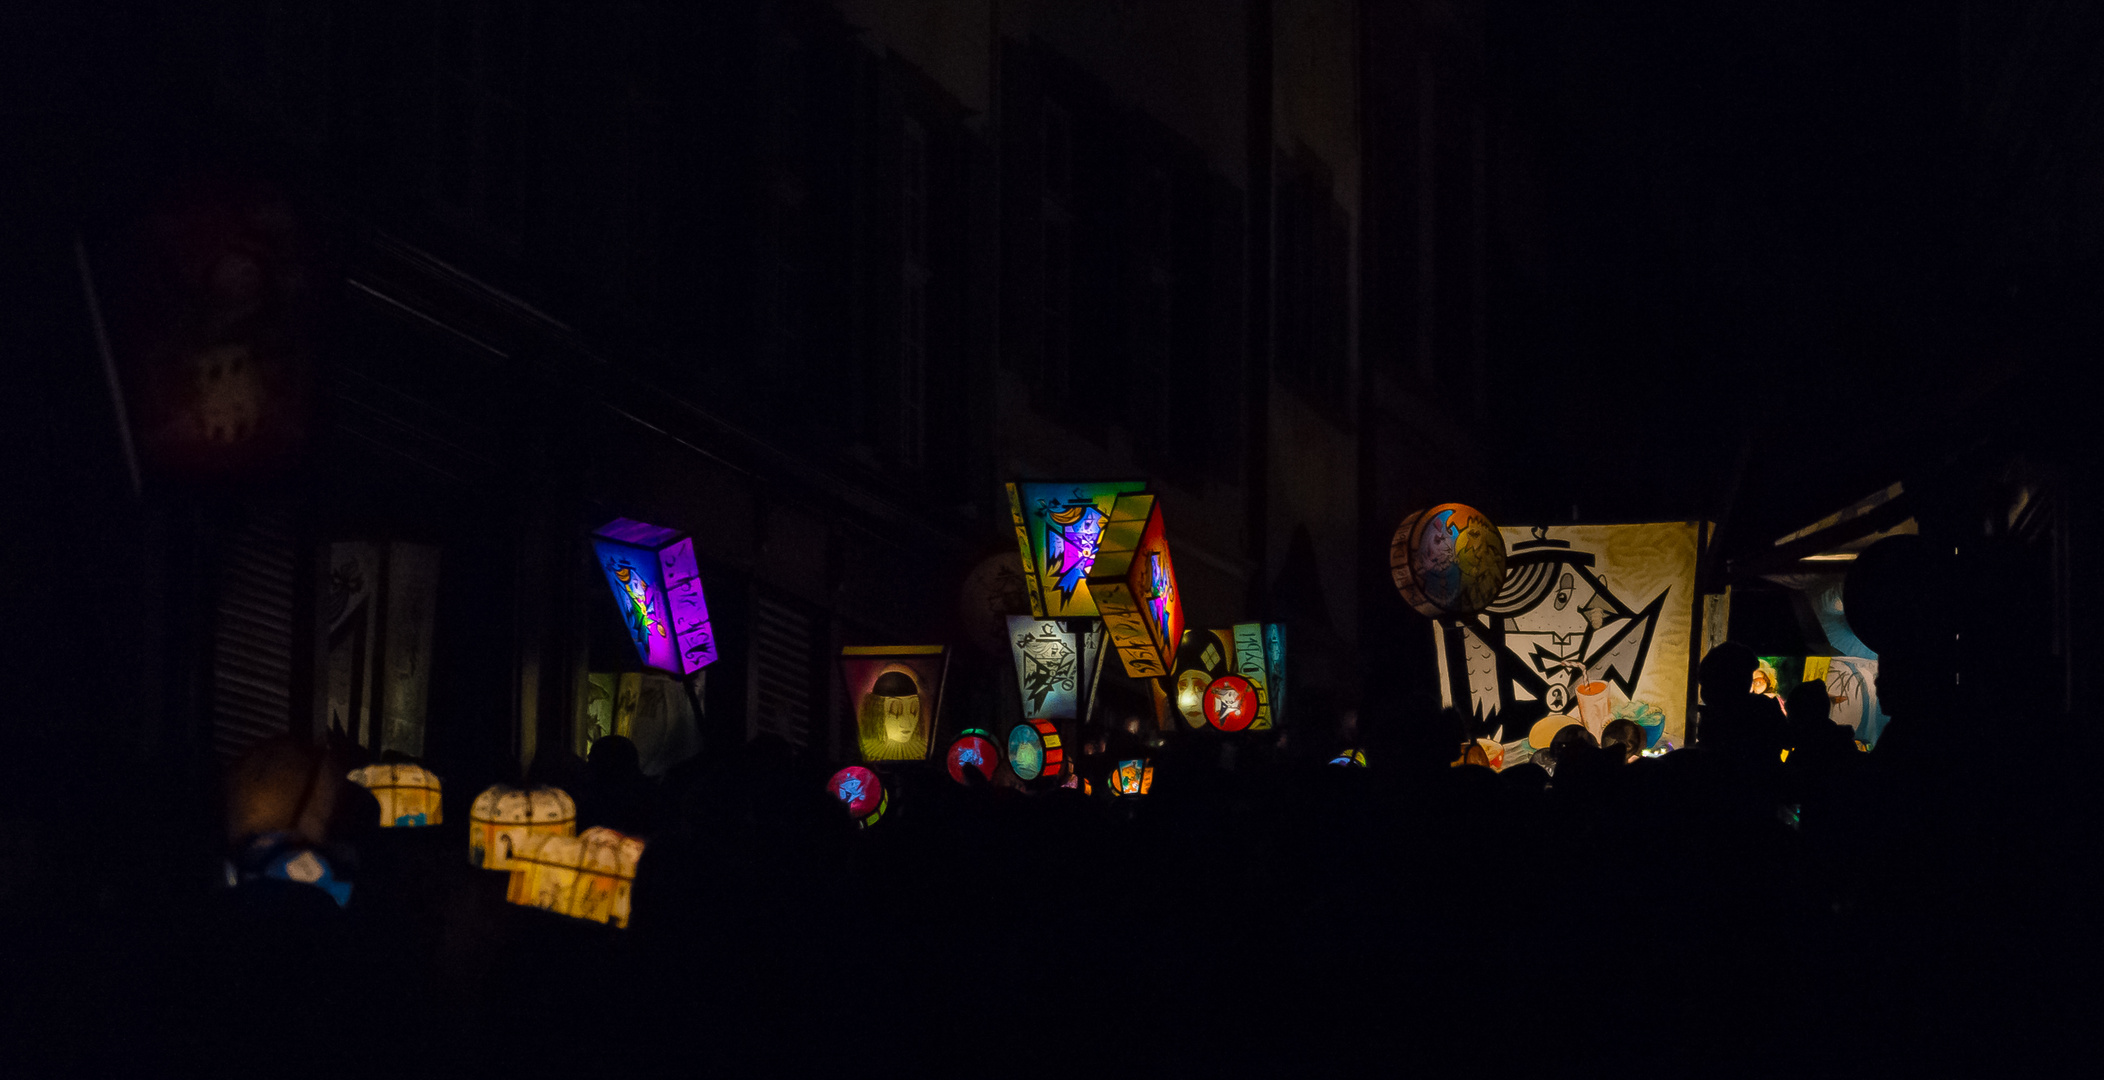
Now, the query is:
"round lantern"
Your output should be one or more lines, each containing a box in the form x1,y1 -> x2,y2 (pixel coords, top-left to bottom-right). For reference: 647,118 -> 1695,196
1108,758 -> 1154,796
1007,719 -> 1064,781
1329,748 -> 1368,767
1202,674 -> 1258,732
1528,714 -> 1580,751
946,729 -> 1001,785
828,766 -> 890,828
1389,503 -> 1508,618
346,763 -> 443,827
468,784 -> 577,871
506,826 -> 644,928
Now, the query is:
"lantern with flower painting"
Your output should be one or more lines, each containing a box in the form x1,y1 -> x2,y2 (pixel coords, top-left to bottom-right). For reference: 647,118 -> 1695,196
346,764 -> 443,827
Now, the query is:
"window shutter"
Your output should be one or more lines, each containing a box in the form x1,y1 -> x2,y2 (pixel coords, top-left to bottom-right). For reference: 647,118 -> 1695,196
749,591 -> 816,748
214,505 -> 298,760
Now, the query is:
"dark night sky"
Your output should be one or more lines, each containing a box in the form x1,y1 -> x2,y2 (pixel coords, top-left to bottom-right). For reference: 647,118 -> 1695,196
1487,0 -> 1970,536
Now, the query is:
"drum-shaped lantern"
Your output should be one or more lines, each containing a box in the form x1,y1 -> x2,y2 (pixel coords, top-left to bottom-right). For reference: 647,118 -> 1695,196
1389,504 -> 1508,618
946,729 -> 1001,784
828,766 -> 889,827
1007,719 -> 1064,781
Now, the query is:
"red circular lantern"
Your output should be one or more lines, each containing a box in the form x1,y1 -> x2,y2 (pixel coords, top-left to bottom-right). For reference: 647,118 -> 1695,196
1389,503 -> 1508,618
946,729 -> 1000,784
1203,675 -> 1258,732
827,766 -> 888,827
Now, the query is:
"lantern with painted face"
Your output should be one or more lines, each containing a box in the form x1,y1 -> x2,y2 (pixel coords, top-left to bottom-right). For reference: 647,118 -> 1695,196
841,646 -> 948,763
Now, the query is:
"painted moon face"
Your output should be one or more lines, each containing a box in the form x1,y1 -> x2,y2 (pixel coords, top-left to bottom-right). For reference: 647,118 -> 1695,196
1204,674 -> 1258,732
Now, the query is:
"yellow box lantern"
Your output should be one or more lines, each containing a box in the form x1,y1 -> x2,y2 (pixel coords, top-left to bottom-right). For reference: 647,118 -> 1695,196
468,784 -> 577,871
506,826 -> 645,929
346,764 -> 443,827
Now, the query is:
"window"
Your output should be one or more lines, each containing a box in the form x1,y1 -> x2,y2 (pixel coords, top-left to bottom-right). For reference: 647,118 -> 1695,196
748,591 -> 816,748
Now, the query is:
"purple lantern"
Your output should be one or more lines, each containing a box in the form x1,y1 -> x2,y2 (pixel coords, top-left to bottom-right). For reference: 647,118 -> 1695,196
591,518 -> 718,675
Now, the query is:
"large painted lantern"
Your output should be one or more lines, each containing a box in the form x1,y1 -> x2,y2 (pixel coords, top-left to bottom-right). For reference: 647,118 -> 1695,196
1085,494 -> 1183,678
468,783 -> 577,871
1435,523 -> 1706,754
506,826 -> 644,929
828,766 -> 890,828
1109,758 -> 1155,796
1390,503 -> 1508,618
1172,624 -> 1288,730
840,646 -> 948,762
1006,481 -> 1149,619
1005,616 -> 1106,722
346,764 -> 443,827
946,729 -> 1001,785
1202,675 -> 1259,732
1007,719 -> 1065,782
590,518 -> 718,676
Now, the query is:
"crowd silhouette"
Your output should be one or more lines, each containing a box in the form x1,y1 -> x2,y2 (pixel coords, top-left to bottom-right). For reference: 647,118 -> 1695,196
0,536 -> 2086,1075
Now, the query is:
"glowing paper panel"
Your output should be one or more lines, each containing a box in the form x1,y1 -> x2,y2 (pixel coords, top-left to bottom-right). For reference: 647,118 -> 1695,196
468,784 -> 576,871
346,764 -> 442,827
507,827 -> 643,928
1086,494 -> 1182,678
947,730 -> 1000,784
1004,616 -> 1107,722
1007,719 -> 1063,781
1109,759 -> 1154,795
590,518 -> 717,676
1437,523 -> 1704,751
1006,481 -> 1149,618
841,646 -> 948,762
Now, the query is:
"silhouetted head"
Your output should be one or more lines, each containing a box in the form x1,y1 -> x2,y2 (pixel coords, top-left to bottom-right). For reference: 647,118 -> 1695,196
1698,642 -> 1758,706
1785,679 -> 1832,729
1600,718 -> 1645,760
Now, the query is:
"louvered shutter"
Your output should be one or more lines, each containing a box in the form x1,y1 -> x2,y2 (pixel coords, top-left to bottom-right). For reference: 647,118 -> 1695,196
213,505 -> 297,760
749,591 -> 815,748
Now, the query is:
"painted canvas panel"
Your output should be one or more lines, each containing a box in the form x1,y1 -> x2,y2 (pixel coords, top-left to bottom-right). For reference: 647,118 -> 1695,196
1086,494 -> 1182,678
841,646 -> 948,762
1006,481 -> 1149,619
1439,522 -> 1703,752
591,518 -> 717,676
1009,615 -> 1110,722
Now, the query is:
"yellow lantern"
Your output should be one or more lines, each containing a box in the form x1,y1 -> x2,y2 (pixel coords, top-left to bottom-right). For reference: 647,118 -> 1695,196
468,784 -> 577,871
346,763 -> 443,827
506,826 -> 645,929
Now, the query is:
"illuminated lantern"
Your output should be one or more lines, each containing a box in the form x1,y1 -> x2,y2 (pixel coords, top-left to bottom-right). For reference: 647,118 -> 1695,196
828,766 -> 889,828
590,518 -> 718,676
1528,714 -> 1581,752
1203,675 -> 1258,733
946,729 -> 1000,785
1007,719 -> 1064,781
1475,737 -> 1506,771
841,646 -> 949,762
1006,616 -> 1106,722
1172,629 -> 1232,728
1389,504 -> 1508,618
468,784 -> 577,871
1086,494 -> 1183,678
346,763 -> 443,827
1109,758 -> 1154,796
506,826 -> 644,929
1006,480 -> 1149,618
1329,749 -> 1368,767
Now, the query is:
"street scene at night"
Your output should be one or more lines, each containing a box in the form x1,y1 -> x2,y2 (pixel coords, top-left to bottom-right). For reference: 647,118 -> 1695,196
0,1 -> 2094,1073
